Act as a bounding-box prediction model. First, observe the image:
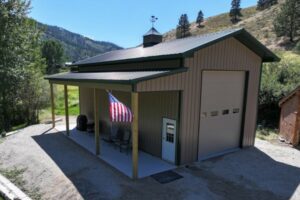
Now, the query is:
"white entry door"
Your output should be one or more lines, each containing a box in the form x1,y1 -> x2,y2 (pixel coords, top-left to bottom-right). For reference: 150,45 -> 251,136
198,71 -> 246,160
162,118 -> 177,163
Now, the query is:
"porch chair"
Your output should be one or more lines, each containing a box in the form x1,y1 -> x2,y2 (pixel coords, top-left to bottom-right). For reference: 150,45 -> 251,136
116,130 -> 131,154
110,125 -> 123,145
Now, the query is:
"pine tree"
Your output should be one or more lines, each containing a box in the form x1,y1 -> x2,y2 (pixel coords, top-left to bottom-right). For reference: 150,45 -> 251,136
196,10 -> 204,28
269,0 -> 278,6
257,0 -> 267,10
41,40 -> 65,75
274,0 -> 300,42
257,0 -> 277,10
176,14 -> 191,39
229,0 -> 242,23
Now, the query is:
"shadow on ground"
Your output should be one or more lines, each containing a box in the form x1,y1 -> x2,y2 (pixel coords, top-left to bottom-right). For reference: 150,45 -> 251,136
32,131 -> 300,200
33,131 -> 129,199
192,146 -> 300,200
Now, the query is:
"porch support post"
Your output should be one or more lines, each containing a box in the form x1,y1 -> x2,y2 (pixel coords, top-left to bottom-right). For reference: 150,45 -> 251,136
50,83 -> 55,128
64,85 -> 69,136
94,88 -> 100,155
131,92 -> 139,179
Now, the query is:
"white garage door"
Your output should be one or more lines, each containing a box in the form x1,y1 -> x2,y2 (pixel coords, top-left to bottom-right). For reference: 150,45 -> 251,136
198,71 -> 246,160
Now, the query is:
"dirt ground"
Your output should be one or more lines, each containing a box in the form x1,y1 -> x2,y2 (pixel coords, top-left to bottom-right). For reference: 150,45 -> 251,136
0,124 -> 299,200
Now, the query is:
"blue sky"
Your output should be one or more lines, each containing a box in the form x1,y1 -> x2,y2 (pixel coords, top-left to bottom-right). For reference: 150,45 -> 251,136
29,0 -> 257,48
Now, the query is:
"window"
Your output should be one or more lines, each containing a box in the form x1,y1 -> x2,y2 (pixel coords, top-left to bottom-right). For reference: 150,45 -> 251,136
166,133 -> 174,143
166,123 -> 175,133
233,108 -> 240,114
222,109 -> 229,115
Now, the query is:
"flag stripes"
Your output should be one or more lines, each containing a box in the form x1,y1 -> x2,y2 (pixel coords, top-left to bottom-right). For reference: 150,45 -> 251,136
108,92 -> 133,123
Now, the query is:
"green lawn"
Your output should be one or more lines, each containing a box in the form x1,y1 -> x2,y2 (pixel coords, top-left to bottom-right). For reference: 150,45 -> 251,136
54,85 -> 79,115
40,85 -> 79,122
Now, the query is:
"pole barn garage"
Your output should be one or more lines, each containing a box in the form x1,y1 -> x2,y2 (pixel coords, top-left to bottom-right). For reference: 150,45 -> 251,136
46,28 -> 279,178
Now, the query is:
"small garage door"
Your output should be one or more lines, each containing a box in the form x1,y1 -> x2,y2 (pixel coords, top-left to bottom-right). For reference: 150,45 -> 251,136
198,71 -> 247,160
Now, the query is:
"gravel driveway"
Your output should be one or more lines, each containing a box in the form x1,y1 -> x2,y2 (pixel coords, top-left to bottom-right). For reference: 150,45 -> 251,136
0,124 -> 299,200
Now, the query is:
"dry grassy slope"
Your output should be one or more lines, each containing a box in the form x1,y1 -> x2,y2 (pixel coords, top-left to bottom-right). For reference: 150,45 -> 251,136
164,0 -> 287,50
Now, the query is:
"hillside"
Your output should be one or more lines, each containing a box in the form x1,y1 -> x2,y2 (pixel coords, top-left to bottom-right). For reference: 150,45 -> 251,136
164,0 -> 289,50
37,22 -> 122,62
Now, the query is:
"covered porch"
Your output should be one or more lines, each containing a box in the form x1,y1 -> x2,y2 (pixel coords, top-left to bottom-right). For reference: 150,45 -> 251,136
55,123 -> 175,178
45,70 -> 182,179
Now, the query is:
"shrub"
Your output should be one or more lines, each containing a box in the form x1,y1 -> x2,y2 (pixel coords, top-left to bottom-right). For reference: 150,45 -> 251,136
294,41 -> 300,54
258,52 -> 300,127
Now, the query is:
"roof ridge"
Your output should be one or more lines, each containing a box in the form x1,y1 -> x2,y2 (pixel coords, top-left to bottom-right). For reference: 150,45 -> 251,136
71,28 -> 278,66
279,85 -> 300,106
162,28 -> 244,44
74,46 -> 142,64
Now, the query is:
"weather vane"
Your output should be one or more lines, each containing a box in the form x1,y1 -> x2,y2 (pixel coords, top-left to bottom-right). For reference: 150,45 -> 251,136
150,15 -> 158,28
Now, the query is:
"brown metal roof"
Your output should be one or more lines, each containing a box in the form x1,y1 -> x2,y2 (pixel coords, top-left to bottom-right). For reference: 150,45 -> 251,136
72,28 -> 279,67
279,86 -> 300,106
45,68 -> 187,84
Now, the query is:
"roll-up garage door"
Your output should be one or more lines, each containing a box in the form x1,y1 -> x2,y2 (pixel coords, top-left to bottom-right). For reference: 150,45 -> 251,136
198,71 -> 246,160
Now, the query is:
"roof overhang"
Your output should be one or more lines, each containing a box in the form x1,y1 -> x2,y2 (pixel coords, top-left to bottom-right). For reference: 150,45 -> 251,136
279,86 -> 300,106
70,54 -> 182,67
45,68 -> 188,91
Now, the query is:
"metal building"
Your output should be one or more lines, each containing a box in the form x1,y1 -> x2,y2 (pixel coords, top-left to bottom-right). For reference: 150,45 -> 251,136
45,28 -> 279,179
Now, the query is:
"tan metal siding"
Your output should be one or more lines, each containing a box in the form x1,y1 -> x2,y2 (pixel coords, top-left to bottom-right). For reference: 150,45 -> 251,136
139,91 -> 179,157
136,37 -> 262,164
78,59 -> 182,72
79,88 -> 179,157
79,87 -> 94,121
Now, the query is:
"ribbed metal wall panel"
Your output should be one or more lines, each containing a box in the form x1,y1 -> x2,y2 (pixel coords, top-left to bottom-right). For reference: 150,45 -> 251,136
136,38 -> 262,164
78,59 -> 181,72
139,91 -> 179,157
79,87 -> 94,121
79,88 -> 179,157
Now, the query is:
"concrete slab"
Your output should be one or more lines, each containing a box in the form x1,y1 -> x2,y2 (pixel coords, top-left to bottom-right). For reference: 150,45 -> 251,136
55,124 -> 176,178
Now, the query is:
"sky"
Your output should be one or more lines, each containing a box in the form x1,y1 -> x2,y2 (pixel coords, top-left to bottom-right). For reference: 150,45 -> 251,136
29,0 -> 258,48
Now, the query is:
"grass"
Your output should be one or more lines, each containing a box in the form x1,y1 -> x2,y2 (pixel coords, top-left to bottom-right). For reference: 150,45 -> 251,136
256,127 -> 279,141
0,167 -> 42,200
0,137 -> 4,145
277,51 -> 300,64
11,123 -> 27,132
164,0 -> 289,51
0,195 -> 4,200
40,85 -> 79,122
164,5 -> 260,40
54,85 -> 79,115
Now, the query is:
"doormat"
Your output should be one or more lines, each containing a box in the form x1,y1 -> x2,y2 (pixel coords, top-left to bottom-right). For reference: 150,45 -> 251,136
151,170 -> 183,184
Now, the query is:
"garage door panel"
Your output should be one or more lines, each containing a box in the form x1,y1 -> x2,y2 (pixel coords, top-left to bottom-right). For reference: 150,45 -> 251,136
198,71 -> 246,160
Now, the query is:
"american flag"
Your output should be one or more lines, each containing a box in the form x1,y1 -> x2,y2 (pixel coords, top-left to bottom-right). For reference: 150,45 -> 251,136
108,92 -> 133,123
